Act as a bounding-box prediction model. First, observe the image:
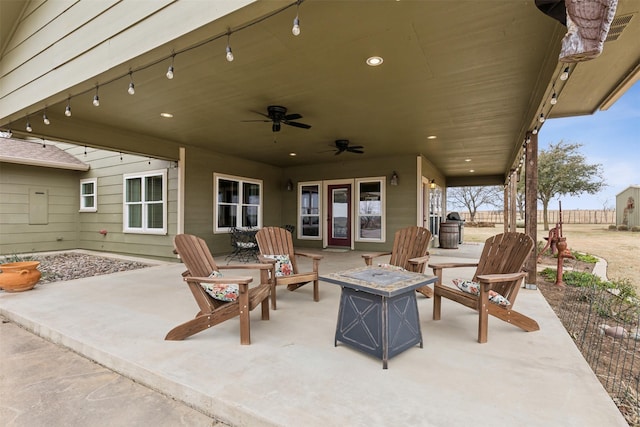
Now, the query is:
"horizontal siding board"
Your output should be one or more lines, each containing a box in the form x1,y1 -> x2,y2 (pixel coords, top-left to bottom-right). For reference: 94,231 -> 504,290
3,0 -> 170,85
4,0 -> 77,53
0,241 -> 77,256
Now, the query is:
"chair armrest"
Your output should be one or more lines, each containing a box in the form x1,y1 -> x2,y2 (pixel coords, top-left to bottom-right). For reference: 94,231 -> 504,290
429,262 -> 479,270
186,276 -> 253,285
257,255 -> 277,264
430,262 -> 479,284
294,251 -> 323,260
476,272 -> 527,284
408,254 -> 430,266
219,263 -> 274,271
361,252 -> 392,266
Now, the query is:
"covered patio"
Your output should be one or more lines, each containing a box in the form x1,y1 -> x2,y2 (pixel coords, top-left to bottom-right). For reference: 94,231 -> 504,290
0,247 -> 627,426
2,1 -> 639,261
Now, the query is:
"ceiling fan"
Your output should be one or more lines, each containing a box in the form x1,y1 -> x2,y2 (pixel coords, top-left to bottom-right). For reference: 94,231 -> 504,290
242,105 -> 311,132
331,139 -> 364,155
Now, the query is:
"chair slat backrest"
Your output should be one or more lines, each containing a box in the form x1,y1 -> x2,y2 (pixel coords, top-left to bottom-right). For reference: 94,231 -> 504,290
389,226 -> 432,273
472,232 -> 534,303
174,234 -> 219,277
174,234 -> 223,313
255,227 -> 299,274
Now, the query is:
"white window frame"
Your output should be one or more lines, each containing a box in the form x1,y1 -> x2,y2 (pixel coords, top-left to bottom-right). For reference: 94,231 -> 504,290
297,181 -> 323,240
355,177 -> 386,242
122,169 -> 168,235
79,178 -> 97,212
214,173 -> 263,233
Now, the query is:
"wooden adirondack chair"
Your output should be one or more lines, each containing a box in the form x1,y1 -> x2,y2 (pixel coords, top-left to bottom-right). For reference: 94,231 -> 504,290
255,226 -> 323,310
166,234 -> 272,344
361,225 -> 433,297
430,232 -> 539,343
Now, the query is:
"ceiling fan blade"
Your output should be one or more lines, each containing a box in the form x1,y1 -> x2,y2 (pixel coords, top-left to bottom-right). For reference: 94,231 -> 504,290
349,145 -> 364,150
251,110 -> 272,119
285,121 -> 311,129
349,149 -> 365,154
241,119 -> 272,123
334,150 -> 343,155
284,113 -> 302,121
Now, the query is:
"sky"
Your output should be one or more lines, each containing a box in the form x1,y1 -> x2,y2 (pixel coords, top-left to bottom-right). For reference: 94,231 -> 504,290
538,80 -> 640,210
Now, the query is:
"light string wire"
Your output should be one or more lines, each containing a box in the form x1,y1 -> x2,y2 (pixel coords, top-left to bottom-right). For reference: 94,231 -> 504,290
5,0 -> 304,135
508,62 -> 573,185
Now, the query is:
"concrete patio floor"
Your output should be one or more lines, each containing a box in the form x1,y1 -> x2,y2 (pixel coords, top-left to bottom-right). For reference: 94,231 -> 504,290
0,245 -> 628,426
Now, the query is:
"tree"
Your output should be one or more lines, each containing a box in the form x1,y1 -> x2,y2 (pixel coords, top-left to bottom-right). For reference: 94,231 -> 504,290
537,141 -> 605,230
447,186 -> 503,222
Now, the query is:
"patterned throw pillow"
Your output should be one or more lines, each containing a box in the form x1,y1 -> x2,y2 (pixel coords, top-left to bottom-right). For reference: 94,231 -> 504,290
377,263 -> 407,272
200,271 -> 239,302
453,279 -> 511,306
263,254 -> 294,277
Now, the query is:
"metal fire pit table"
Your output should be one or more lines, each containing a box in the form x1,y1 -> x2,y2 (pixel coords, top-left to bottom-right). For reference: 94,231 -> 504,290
321,266 -> 437,369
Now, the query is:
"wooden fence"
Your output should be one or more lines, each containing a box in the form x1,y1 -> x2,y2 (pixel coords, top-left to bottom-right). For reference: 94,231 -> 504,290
457,210 -> 616,225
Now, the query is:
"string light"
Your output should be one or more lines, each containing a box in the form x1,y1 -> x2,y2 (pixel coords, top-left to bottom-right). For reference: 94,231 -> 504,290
93,86 -> 100,107
43,109 -> 50,125
292,1 -> 301,36
539,113 -> 545,123
560,67 -> 569,81
12,1 -> 304,131
532,126 -> 538,135
550,92 -> 558,105
166,54 -> 175,79
127,72 -> 135,95
225,32 -> 234,62
26,116 -> 32,132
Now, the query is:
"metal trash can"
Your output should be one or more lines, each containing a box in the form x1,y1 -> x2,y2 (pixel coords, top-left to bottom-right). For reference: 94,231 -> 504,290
446,212 -> 465,244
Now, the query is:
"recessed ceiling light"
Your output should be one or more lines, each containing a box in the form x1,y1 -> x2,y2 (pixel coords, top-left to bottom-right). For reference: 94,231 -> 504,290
160,112 -> 173,118
465,158 -> 471,162
427,135 -> 437,140
289,152 -> 297,157
366,56 -> 384,66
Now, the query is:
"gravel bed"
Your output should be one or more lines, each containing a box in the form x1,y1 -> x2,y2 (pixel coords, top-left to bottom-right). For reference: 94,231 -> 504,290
25,253 -> 151,284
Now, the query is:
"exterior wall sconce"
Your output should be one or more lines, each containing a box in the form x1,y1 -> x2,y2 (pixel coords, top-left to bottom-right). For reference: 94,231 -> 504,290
429,179 -> 436,189
286,179 -> 294,191
390,171 -> 399,186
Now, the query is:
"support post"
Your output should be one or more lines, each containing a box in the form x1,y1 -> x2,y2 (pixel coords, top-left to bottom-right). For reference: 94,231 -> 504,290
525,132 -> 538,289
509,170 -> 517,233
503,185 -> 509,234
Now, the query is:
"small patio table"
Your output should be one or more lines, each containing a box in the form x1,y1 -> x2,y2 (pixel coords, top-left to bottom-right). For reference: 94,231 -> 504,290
321,266 -> 437,369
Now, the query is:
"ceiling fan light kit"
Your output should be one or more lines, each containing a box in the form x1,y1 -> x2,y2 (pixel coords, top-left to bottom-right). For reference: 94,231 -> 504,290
332,139 -> 364,155
243,105 -> 311,133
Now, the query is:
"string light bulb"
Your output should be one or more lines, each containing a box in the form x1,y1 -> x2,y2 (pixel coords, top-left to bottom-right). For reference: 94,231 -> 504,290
560,67 -> 569,81
127,72 -> 135,95
539,113 -> 545,123
93,86 -> 100,107
292,2 -> 301,36
532,126 -> 538,135
43,110 -> 50,125
166,55 -> 175,79
225,33 -> 234,62
26,119 -> 32,132
550,92 -> 558,105
65,99 -> 72,117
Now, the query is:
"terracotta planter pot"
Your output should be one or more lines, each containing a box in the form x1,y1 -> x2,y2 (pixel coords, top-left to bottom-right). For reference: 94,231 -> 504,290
0,261 -> 41,292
